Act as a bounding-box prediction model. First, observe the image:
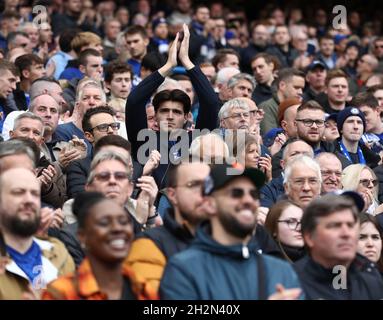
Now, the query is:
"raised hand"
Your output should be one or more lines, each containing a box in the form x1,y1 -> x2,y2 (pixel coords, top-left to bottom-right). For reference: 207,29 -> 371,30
158,32 -> 179,77
178,23 -> 194,70
143,150 -> 161,175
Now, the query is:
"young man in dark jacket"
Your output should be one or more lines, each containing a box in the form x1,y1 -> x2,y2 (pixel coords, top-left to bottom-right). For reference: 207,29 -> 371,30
160,163 -> 302,300
295,193 -> 383,299
126,24 -> 220,190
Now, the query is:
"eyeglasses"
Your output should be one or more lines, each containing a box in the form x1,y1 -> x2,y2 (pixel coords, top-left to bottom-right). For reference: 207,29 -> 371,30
94,171 -> 129,182
175,180 -> 204,190
227,188 -> 259,200
296,119 -> 325,127
321,170 -> 342,178
249,109 -> 263,116
278,218 -> 302,231
91,122 -> 120,132
359,179 -> 378,187
225,112 -> 250,120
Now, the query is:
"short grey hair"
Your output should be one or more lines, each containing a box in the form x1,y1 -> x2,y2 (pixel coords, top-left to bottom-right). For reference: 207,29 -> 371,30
30,79 -> 61,101
13,112 -> 44,135
283,155 -> 322,185
227,73 -> 256,91
216,67 -> 240,85
0,140 -> 36,171
218,98 -> 250,121
189,133 -> 229,161
87,150 -> 132,184
75,80 -> 106,103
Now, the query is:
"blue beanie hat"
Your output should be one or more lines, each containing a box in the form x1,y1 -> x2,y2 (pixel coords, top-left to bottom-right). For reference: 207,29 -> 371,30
152,18 -> 167,31
336,107 -> 366,133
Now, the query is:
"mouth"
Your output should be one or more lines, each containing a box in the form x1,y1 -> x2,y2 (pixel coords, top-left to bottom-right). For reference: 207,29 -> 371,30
107,237 -> 130,250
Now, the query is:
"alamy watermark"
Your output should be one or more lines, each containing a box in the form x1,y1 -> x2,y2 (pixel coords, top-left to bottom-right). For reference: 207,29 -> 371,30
32,5 -> 48,29
332,5 -> 347,30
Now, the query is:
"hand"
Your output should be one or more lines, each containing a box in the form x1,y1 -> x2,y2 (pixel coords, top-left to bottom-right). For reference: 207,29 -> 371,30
136,176 -> 159,208
268,284 -> 301,300
37,207 -> 56,236
58,147 -> 82,167
134,176 -> 159,224
50,208 -> 64,229
178,23 -> 194,70
362,189 -> 374,210
257,207 -> 269,225
158,32 -> 179,77
69,135 -> 87,156
37,165 -> 57,191
268,132 -> 287,156
143,150 -> 161,175
258,155 -> 272,182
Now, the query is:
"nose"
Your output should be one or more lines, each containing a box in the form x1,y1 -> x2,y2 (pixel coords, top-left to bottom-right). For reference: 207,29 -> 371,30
107,125 -> 115,134
302,180 -> 311,191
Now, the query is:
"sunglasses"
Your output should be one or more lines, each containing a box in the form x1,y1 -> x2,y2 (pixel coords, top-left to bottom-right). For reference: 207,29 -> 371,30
359,179 -> 378,187
227,188 -> 259,200
94,171 -> 129,182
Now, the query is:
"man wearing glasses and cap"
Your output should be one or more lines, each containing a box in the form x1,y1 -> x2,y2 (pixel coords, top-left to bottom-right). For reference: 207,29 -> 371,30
160,163 -> 303,300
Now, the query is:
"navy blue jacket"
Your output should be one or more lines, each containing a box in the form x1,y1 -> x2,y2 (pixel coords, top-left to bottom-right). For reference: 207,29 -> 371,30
294,254 -> 383,300
260,175 -> 285,208
126,66 -> 220,189
160,222 -> 302,300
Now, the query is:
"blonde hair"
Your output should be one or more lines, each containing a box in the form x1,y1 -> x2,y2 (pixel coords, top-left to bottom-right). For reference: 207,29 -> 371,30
342,164 -> 379,200
71,32 -> 102,55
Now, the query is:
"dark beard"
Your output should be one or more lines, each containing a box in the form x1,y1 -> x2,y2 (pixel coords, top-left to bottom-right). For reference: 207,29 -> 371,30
218,210 -> 256,239
2,214 -> 40,238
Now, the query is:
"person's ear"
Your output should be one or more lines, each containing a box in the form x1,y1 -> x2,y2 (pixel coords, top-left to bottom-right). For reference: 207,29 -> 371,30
167,187 -> 177,206
9,130 -> 15,138
22,69 -> 30,79
104,81 -> 111,90
79,64 -> 86,74
204,196 -> 218,217
281,119 -> 288,132
303,232 -> 313,249
280,159 -> 285,170
84,131 -> 94,143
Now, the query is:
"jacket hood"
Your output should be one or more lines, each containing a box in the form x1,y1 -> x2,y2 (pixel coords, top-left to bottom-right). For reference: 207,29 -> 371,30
192,221 -> 258,259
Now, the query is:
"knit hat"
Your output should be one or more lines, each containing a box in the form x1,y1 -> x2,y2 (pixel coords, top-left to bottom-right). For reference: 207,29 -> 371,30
152,18 -> 167,31
336,107 -> 366,133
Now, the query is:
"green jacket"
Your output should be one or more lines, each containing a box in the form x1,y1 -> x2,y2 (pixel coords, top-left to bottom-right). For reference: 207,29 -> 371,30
259,93 -> 280,136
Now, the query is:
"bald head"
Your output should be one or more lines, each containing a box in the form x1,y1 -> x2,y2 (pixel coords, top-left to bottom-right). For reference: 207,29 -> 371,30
0,168 -> 41,238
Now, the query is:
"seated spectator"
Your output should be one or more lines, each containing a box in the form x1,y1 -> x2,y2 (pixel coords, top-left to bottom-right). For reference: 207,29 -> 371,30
357,213 -> 383,273
265,200 -> 305,262
0,168 -> 75,299
42,192 -> 157,300
160,163 -> 302,300
283,155 -> 321,209
342,164 -> 379,214
295,193 -> 383,299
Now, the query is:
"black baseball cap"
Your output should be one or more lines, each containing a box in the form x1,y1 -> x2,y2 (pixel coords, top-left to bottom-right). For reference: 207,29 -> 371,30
306,60 -> 327,72
203,163 -> 266,195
